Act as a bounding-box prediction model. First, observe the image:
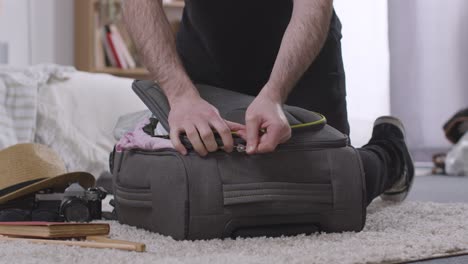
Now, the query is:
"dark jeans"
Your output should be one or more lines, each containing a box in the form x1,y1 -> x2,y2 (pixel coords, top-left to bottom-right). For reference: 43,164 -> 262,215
286,27 -> 349,135
359,144 -> 401,204
291,67 -> 400,204
285,30 -> 399,204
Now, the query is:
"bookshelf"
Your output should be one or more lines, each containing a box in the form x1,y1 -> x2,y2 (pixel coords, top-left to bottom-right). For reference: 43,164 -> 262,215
74,0 -> 184,80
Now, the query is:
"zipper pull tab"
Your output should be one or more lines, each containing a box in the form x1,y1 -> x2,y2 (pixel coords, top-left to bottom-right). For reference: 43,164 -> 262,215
235,144 -> 246,153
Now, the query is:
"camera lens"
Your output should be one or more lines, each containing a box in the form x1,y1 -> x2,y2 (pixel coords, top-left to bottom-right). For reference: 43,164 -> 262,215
60,198 -> 91,222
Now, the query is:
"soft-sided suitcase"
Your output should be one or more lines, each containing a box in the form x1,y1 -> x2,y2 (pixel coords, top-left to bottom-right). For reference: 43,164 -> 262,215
110,80 -> 366,240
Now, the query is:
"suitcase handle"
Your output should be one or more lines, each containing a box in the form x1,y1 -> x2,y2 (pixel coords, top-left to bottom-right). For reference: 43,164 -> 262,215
231,224 -> 319,238
224,217 -> 320,238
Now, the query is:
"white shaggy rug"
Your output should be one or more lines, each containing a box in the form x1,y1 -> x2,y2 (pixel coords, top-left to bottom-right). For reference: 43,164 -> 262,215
1,200 -> 468,264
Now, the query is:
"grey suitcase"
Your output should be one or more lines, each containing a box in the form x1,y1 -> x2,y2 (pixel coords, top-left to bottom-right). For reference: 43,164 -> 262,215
111,80 -> 366,240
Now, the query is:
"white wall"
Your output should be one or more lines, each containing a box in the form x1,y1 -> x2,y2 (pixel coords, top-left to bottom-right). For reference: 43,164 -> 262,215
30,0 -> 74,65
0,0 -> 74,66
389,0 -> 468,152
0,0 -> 30,66
334,0 -> 390,146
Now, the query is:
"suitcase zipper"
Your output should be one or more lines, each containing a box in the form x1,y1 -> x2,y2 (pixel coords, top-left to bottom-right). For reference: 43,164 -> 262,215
142,114 -> 346,153
276,138 -> 348,151
146,134 -> 347,153
230,137 -> 348,153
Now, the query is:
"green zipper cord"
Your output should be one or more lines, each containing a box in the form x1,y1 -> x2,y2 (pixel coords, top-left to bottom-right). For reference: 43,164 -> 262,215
231,113 -> 327,135
290,113 -> 327,129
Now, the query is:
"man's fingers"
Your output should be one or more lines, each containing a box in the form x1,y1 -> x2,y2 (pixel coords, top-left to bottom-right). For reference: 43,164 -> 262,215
280,128 -> 292,143
196,122 -> 218,152
210,119 -> 234,153
245,116 -> 260,154
233,130 -> 247,141
256,124 -> 282,153
226,120 -> 247,141
256,124 -> 291,153
225,120 -> 246,131
170,127 -> 187,155
185,124 -> 208,156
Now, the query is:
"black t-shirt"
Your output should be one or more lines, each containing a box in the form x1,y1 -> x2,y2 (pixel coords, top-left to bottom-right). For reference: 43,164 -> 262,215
176,0 -> 342,95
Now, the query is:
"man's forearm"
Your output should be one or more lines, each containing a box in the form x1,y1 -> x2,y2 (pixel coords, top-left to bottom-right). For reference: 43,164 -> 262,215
261,0 -> 333,102
123,0 -> 198,102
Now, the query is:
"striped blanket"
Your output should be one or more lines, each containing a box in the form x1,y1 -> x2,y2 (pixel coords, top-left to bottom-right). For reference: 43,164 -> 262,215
0,64 -> 75,149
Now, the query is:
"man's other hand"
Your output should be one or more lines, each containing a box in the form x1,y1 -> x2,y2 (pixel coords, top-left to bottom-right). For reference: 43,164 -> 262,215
168,94 -> 243,156
245,94 -> 291,154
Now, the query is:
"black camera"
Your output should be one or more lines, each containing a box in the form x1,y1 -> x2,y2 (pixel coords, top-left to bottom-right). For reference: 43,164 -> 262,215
34,183 -> 107,222
0,183 -> 107,222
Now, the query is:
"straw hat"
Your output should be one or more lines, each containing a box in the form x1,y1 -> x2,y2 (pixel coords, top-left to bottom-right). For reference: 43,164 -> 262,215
0,143 -> 95,204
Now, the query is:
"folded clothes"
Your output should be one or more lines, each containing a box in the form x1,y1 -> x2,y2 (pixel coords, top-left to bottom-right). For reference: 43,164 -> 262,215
116,118 -> 173,152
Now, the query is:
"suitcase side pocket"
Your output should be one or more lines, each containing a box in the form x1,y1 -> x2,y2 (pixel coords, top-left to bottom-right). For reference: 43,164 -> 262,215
114,150 -> 189,240
113,186 -> 153,231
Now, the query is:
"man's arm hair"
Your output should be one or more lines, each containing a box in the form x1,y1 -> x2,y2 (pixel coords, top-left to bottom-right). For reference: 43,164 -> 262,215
123,0 -> 198,101
261,0 -> 333,102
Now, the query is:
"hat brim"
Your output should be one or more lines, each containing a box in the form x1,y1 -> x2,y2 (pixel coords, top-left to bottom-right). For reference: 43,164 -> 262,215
0,172 -> 95,204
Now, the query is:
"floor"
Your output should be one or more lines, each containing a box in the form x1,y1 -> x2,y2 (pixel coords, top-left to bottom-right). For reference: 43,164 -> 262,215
406,172 -> 468,264
97,168 -> 468,264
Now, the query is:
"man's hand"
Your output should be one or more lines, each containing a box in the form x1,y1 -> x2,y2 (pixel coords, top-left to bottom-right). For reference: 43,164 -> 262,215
245,92 -> 291,154
168,93 -> 243,156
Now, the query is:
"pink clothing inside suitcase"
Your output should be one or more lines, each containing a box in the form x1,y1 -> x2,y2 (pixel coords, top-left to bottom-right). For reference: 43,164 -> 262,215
116,118 -> 174,152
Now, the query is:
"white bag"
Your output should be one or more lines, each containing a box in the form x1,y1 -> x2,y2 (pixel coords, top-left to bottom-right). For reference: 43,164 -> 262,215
446,132 -> 468,176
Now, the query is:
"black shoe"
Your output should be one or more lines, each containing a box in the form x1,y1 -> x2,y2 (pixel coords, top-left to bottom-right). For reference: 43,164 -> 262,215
370,116 -> 415,202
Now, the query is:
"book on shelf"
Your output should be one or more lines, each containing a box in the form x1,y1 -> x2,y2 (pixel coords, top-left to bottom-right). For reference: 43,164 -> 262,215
100,25 -> 116,67
110,24 -> 136,69
94,28 -> 106,69
96,21 -> 139,70
104,24 -> 123,68
115,20 -> 142,66
0,221 -> 110,239
94,13 -> 106,69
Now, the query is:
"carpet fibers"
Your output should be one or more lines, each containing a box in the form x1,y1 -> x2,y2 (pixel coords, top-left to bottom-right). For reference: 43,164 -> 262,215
1,200 -> 468,264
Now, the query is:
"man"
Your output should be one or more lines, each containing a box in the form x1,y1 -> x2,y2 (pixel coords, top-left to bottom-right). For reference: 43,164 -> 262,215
123,0 -> 414,204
